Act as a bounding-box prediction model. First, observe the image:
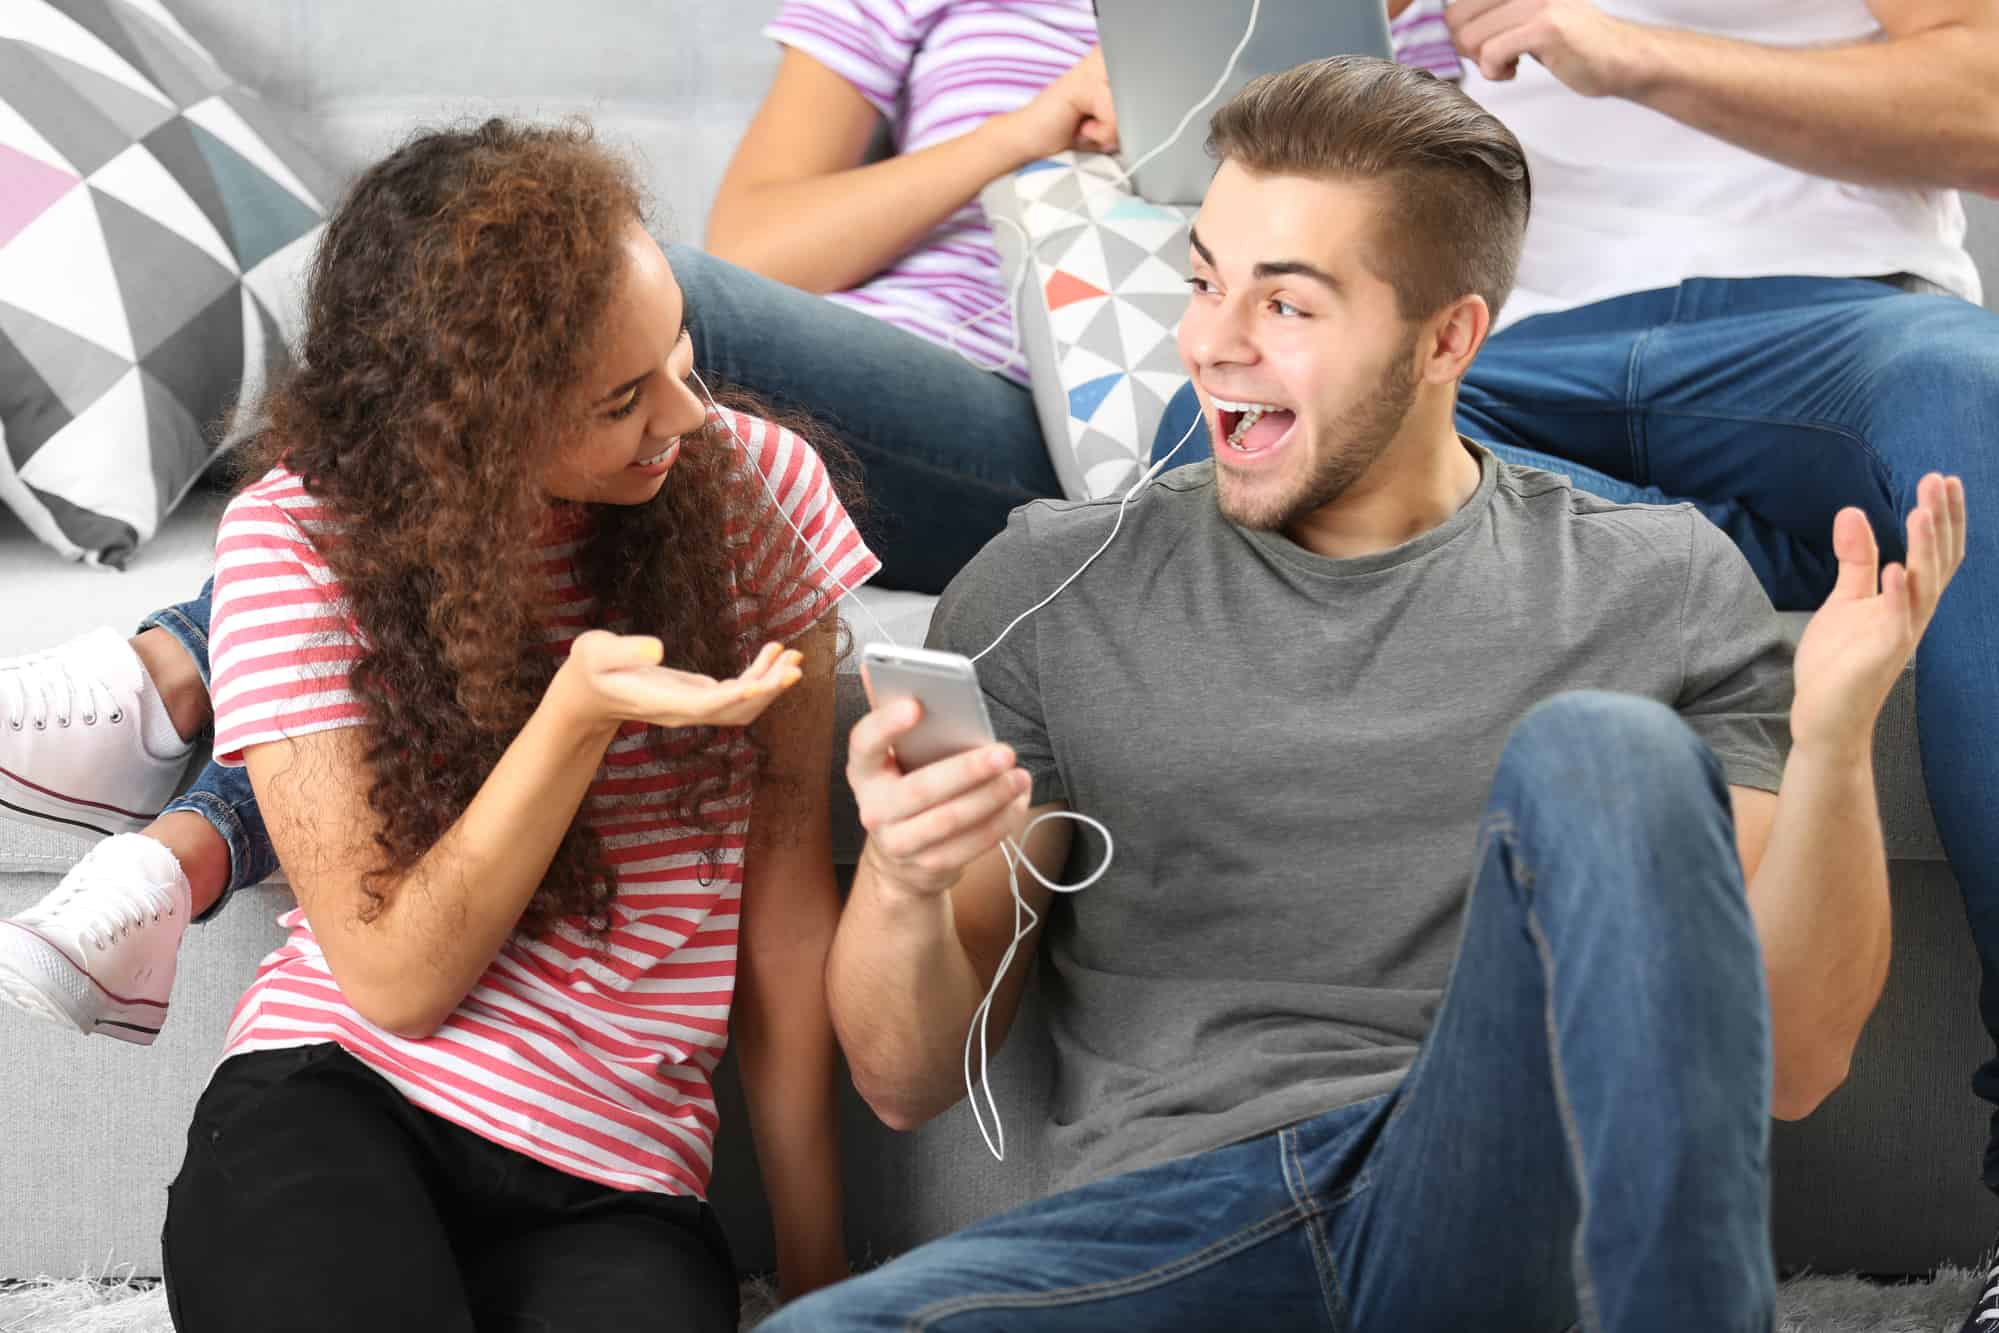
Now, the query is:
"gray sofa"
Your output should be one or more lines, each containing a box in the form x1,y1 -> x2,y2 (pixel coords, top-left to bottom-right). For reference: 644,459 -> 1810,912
0,0 -> 1991,1285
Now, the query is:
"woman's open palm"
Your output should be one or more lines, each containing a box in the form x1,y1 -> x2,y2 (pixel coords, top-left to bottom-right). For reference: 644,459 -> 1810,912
560,631 -> 804,732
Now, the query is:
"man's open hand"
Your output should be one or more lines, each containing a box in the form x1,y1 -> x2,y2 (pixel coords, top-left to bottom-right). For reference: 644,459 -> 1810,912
1791,474 -> 1967,760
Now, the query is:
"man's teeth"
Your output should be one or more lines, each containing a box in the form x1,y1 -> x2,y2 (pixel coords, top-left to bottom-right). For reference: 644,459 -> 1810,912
1217,400 -> 1284,450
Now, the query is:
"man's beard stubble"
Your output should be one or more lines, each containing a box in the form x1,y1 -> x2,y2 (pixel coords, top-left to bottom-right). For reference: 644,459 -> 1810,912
1214,331 -> 1421,534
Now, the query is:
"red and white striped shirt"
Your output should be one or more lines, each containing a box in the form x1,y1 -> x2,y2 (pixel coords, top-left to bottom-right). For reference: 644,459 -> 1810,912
206,411 -> 878,1197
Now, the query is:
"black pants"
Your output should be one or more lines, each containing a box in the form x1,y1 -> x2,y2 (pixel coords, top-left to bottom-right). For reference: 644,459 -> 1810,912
163,1044 -> 739,1332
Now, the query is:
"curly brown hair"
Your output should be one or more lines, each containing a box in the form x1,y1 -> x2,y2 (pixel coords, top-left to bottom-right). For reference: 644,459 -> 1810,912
241,119 -> 838,936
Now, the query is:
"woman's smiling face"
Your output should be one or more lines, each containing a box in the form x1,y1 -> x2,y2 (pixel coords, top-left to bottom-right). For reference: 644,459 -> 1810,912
542,222 -> 709,506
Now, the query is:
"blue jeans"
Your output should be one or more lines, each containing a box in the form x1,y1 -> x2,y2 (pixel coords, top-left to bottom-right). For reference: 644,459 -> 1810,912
1454,276 -> 1999,1192
668,246 -> 1060,595
766,693 -> 1774,1333
138,578 -> 273,916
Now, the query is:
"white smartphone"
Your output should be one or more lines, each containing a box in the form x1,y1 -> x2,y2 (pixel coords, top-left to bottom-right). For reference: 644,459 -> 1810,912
859,643 -> 998,771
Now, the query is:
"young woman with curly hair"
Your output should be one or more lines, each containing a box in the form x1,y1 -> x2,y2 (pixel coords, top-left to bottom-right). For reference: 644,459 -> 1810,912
149,119 -> 872,1331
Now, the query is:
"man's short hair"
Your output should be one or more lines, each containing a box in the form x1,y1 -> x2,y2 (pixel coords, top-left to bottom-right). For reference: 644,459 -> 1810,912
1206,55 -> 1531,322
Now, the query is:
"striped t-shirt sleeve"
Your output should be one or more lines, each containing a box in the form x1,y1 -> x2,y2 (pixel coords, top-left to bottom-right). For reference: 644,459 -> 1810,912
727,411 -> 881,645
765,0 -> 922,121
208,476 -> 368,767
1392,0 -> 1463,81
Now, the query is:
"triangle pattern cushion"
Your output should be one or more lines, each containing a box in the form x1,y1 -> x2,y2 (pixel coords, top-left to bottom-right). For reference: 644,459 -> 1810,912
0,322 -> 76,468
92,185 -> 238,357
0,142 -> 80,247
181,115 -> 320,271
980,150 -> 1205,502
0,0 -> 329,565
141,284 -> 243,445
0,300 -> 130,428
93,0 -> 232,108
0,179 -> 136,361
29,44 -> 177,142
0,40 -> 136,176
90,137 -> 237,271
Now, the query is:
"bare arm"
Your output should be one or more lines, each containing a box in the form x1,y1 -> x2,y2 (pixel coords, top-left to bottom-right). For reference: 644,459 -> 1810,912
706,47 -> 1117,294
1449,0 -> 1999,192
829,698 -> 1070,1129
732,619 -> 848,1299
245,633 -> 803,1040
1732,474 -> 1966,1119
1732,760 -> 1891,1122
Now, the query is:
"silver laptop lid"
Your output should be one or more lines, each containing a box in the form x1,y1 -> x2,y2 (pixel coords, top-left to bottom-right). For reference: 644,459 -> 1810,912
1094,0 -> 1398,206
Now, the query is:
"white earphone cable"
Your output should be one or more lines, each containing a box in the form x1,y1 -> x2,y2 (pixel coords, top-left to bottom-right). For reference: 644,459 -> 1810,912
967,407 -> 1202,667
693,370 -> 1123,1162
690,5 -> 1259,1158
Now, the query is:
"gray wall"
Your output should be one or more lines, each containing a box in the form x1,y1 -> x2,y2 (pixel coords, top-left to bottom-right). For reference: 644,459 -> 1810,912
167,0 -> 788,241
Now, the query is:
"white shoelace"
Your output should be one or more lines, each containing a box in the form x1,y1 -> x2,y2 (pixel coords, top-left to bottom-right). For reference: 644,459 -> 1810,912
0,652 -> 122,731
40,846 -> 180,951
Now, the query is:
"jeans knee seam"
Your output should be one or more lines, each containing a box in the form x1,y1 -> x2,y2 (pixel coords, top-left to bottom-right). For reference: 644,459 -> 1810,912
1623,329 -> 1654,482
1480,813 -> 1530,891
1281,1129 -> 1350,1330
1523,904 -> 1606,1333
901,1205 -> 1313,1329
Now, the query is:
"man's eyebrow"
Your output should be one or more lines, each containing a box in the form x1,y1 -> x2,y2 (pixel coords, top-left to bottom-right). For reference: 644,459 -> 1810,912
1188,228 -> 1341,292
1252,259 -> 1341,291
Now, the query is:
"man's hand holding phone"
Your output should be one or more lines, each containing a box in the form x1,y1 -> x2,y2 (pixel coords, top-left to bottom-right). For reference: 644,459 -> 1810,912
846,698 -> 1033,900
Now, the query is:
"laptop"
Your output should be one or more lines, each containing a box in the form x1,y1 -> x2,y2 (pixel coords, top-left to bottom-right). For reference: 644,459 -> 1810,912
1094,0 -> 1399,206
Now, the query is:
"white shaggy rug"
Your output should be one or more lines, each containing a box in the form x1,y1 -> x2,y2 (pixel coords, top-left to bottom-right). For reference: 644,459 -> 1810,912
0,1270 -> 1983,1331
0,1277 -> 787,1332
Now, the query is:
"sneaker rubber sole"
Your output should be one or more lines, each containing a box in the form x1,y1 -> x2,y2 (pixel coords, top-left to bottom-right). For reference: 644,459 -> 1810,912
0,919 -> 164,1044
0,761 -> 154,840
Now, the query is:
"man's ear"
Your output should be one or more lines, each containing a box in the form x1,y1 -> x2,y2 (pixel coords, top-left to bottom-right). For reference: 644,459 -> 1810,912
1419,293 -> 1493,386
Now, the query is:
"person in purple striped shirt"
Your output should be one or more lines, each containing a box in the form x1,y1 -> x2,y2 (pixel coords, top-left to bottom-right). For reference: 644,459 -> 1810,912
671,0 -> 1458,594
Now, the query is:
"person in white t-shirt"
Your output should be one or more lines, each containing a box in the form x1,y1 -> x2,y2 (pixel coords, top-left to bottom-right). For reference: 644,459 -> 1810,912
1424,5 -> 1999,1316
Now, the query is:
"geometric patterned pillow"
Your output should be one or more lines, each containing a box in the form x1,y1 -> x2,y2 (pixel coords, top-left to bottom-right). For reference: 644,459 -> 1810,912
981,150 -> 1207,501
0,0 -> 335,565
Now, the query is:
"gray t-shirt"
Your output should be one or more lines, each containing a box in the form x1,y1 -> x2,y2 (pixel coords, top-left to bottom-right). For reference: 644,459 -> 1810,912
927,446 -> 1792,1188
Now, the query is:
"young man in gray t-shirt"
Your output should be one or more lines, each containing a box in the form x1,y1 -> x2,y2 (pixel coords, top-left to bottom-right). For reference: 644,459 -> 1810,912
768,58 -> 1966,1333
